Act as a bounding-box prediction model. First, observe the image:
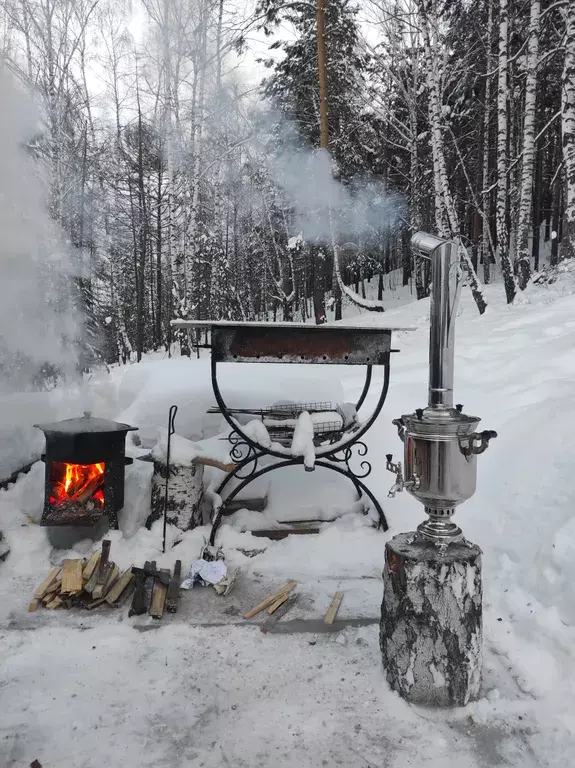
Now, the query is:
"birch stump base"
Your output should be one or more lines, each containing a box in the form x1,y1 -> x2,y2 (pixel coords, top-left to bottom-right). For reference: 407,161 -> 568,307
149,461 -> 204,531
380,532 -> 483,708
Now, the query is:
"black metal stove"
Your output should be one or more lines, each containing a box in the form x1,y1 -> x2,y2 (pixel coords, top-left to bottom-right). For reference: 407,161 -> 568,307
35,412 -> 137,531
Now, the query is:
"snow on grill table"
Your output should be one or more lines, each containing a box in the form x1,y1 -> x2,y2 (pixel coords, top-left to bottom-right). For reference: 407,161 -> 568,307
171,319 -> 412,543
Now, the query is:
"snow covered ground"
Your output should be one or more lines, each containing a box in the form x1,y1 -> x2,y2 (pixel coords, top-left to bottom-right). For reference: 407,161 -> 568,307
2,266 -> 575,767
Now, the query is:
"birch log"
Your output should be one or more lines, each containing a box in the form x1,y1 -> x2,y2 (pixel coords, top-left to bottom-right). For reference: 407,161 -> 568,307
149,461 -> 204,531
380,532 -> 482,708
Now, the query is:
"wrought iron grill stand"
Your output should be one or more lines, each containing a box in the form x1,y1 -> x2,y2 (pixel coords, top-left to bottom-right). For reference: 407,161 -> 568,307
171,320 -> 406,544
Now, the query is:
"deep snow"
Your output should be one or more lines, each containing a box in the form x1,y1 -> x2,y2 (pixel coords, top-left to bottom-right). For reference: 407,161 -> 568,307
2,266 -> 575,767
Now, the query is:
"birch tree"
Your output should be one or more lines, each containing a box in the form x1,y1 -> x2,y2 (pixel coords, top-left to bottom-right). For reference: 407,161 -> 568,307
496,0 -> 518,302
515,0 -> 541,290
481,0 -> 494,284
561,1 -> 575,261
417,0 -> 487,314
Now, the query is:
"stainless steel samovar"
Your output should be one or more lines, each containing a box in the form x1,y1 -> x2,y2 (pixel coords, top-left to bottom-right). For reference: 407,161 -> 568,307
386,232 -> 497,543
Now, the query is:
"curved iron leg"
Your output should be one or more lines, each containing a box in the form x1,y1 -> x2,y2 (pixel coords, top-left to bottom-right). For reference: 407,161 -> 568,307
355,365 -> 373,412
209,458 -> 388,545
215,449 -> 265,497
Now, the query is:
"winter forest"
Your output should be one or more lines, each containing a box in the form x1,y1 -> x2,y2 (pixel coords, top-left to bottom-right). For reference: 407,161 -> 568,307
1,0 -> 574,373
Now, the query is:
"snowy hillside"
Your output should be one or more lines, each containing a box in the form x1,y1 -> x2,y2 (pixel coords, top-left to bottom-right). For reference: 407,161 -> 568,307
1,266 -> 575,767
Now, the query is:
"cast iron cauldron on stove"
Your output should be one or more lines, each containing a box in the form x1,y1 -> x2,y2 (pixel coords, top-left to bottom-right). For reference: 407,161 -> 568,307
35,412 -> 137,548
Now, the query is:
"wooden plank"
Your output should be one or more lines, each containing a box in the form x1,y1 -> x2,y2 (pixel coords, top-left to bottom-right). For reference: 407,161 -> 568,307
93,565 -> 119,600
262,594 -> 300,631
266,591 -> 289,615
42,589 -> 58,605
251,529 -> 319,540
61,560 -> 84,595
105,568 -> 134,605
83,552 -> 100,582
149,569 -> 170,620
192,456 -> 237,473
28,598 -> 41,612
84,565 -> 101,595
243,581 -> 297,620
33,567 -> 61,599
324,592 -> 344,625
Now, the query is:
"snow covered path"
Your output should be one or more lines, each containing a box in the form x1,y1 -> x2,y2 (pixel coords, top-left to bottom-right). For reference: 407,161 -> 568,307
3,271 -> 575,766
0,622 -> 545,768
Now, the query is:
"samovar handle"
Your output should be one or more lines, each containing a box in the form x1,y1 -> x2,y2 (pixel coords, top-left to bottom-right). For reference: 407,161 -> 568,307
392,417 -> 407,442
460,429 -> 497,457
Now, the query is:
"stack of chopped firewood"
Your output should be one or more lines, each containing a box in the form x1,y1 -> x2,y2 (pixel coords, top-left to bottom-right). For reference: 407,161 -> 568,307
28,539 -> 135,612
28,540 -> 182,620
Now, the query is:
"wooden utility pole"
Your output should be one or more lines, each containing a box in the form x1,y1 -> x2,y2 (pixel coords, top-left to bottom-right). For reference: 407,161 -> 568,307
316,0 -> 329,149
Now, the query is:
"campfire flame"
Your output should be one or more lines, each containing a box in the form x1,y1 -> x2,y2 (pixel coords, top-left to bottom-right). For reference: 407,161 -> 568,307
50,461 -> 105,508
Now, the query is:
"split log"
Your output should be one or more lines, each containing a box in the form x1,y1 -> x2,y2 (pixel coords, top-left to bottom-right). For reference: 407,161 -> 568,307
28,598 -> 41,612
143,561 -> 157,610
87,540 -> 113,598
324,592 -> 344,625
83,552 -> 100,582
93,565 -> 119,600
149,568 -> 170,619
45,596 -> 63,610
84,567 -> 100,595
166,560 -> 182,614
380,532 -> 483,707
61,560 -> 84,595
33,567 -> 61,599
105,568 -> 134,605
243,581 -> 297,619
193,456 -> 237,473
42,589 -> 59,605
113,580 -> 135,608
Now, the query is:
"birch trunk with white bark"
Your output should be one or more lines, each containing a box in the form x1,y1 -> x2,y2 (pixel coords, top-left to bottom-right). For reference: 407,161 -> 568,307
561,2 -> 575,261
515,0 -> 540,290
419,1 -> 487,314
482,0 -> 494,284
186,0 -> 207,318
496,0 -> 517,302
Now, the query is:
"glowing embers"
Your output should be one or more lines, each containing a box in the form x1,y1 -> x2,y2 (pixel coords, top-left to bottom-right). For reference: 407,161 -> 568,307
47,461 -> 105,524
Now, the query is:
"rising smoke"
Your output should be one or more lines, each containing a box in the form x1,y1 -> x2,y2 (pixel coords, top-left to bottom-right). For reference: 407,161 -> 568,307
250,110 -> 403,244
0,70 -> 79,394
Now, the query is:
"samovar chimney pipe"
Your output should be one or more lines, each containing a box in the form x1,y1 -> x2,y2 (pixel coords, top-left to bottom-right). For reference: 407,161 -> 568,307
411,232 -> 462,410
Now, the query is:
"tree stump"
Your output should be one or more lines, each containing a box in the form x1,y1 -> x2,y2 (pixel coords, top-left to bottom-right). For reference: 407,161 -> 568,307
148,461 -> 204,531
380,532 -> 482,707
